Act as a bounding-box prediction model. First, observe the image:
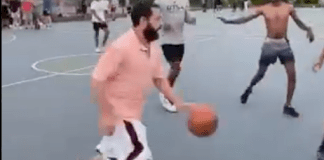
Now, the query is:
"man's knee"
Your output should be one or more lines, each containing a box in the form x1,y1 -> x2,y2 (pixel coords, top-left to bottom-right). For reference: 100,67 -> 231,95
286,68 -> 296,84
258,72 -> 266,80
288,74 -> 296,84
170,62 -> 181,71
257,65 -> 268,79
284,62 -> 296,83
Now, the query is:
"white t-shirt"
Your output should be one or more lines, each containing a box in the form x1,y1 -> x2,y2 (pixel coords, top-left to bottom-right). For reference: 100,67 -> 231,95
156,0 -> 195,45
111,0 -> 119,6
90,0 -> 109,23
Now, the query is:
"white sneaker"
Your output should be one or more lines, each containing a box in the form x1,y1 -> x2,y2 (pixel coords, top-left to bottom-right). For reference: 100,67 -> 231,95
95,48 -> 101,53
95,144 -> 102,154
159,93 -> 177,113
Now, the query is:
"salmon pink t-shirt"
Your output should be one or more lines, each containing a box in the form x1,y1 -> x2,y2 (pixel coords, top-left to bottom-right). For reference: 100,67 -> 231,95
92,28 -> 165,124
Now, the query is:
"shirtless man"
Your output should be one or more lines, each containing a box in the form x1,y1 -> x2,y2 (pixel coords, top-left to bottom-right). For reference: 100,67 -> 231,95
218,0 -> 314,118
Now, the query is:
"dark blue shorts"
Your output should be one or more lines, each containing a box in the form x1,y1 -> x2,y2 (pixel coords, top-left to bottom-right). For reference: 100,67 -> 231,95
259,38 -> 295,66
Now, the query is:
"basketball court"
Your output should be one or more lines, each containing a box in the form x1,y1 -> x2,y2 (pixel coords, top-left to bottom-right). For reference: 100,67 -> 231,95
2,8 -> 324,160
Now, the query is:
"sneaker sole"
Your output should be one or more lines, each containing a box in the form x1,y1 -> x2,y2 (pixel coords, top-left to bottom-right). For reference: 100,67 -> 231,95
163,107 -> 178,113
92,153 -> 118,160
282,112 -> 302,120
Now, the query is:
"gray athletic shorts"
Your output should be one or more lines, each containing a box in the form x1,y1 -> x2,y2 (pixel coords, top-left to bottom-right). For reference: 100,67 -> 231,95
259,37 -> 295,66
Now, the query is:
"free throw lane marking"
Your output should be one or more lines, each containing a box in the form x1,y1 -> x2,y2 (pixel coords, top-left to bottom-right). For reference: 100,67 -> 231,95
32,53 -> 100,76
2,34 -> 17,44
2,65 -> 94,88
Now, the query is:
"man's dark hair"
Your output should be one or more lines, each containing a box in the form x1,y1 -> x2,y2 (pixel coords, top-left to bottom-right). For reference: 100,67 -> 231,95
131,2 -> 160,27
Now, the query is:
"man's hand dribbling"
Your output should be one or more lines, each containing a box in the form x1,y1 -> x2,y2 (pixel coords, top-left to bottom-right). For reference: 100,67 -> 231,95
174,100 -> 196,112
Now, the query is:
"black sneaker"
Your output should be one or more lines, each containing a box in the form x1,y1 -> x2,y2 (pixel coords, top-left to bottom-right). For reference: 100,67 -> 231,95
240,87 -> 252,104
283,105 -> 299,118
318,150 -> 324,160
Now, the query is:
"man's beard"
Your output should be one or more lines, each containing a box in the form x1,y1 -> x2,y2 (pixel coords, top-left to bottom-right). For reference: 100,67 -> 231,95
143,23 -> 160,42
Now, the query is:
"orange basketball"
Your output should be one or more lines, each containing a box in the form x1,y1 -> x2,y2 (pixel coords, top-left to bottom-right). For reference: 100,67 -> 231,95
188,104 -> 218,137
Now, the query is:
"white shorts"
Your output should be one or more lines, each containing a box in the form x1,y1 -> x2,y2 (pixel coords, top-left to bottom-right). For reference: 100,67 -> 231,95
97,119 -> 153,160
244,1 -> 248,10
23,13 -> 32,21
11,11 -> 20,19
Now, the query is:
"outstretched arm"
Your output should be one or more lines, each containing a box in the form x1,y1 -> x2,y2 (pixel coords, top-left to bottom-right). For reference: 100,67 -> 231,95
313,48 -> 324,72
218,10 -> 262,24
290,6 -> 314,42
320,48 -> 324,64
290,7 -> 310,31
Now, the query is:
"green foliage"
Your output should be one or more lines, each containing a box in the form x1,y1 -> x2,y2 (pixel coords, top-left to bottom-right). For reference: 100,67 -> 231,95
295,0 -> 303,4
189,0 -> 202,7
250,0 -> 269,5
303,0 -> 318,4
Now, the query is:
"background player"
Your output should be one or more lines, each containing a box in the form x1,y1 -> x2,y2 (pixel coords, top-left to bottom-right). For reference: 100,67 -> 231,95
155,0 -> 196,113
218,0 -> 314,118
91,0 -> 110,53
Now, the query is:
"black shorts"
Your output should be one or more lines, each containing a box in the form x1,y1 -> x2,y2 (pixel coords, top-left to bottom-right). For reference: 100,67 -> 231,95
259,39 -> 295,66
111,6 -> 116,12
93,22 -> 107,31
82,5 -> 87,14
162,44 -> 185,63
127,6 -> 132,13
43,10 -> 50,16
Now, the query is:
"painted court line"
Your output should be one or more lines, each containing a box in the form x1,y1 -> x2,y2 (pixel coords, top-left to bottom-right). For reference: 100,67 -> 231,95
4,37 -> 217,88
55,30 -> 93,34
2,65 -> 94,88
185,37 -> 216,43
196,37 -> 215,42
2,35 -> 17,44
31,53 -> 100,76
